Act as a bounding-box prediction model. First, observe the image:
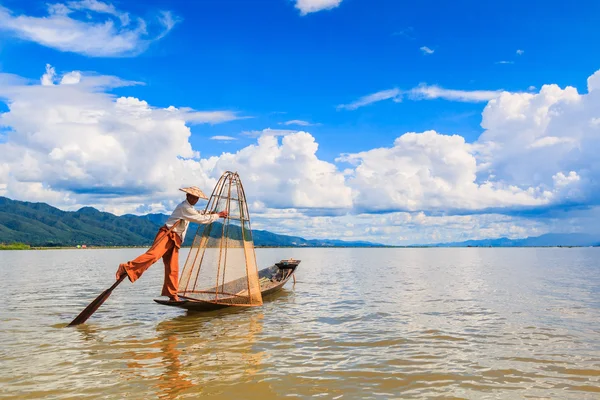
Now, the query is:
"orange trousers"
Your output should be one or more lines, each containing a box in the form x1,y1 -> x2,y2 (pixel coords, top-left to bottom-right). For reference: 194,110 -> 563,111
120,227 -> 182,298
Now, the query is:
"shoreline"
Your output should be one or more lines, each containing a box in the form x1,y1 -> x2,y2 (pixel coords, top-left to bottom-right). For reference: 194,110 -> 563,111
2,245 -> 597,250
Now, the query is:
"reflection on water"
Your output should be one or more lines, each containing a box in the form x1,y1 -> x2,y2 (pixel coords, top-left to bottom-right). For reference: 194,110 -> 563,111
1,248 -> 600,399
155,317 -> 195,399
115,311 -> 265,399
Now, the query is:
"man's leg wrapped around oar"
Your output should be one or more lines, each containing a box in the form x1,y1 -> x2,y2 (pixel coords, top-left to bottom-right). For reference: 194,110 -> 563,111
69,188 -> 227,325
116,225 -> 183,301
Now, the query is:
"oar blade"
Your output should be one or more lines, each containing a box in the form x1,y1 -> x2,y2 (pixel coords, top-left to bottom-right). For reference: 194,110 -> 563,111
68,274 -> 126,326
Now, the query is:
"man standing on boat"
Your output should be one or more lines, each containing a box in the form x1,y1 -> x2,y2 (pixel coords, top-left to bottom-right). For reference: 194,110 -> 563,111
115,186 -> 228,302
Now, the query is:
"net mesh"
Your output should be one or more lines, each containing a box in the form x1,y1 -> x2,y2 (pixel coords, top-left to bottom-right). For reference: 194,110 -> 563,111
178,172 -> 262,306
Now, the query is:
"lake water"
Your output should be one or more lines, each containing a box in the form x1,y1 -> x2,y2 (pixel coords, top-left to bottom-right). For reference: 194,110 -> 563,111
1,248 -> 599,399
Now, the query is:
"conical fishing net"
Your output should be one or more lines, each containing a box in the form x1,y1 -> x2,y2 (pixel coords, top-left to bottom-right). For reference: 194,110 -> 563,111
178,171 -> 262,306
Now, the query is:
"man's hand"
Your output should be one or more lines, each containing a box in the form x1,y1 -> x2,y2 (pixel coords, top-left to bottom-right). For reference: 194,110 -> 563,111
218,210 -> 228,218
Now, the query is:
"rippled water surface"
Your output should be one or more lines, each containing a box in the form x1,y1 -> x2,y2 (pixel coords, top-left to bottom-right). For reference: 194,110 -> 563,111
1,248 -> 600,399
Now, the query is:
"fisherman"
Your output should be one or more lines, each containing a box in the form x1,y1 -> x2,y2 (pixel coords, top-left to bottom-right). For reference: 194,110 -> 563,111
116,186 -> 228,302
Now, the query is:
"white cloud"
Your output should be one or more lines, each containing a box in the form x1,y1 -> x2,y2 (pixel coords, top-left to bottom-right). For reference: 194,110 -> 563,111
408,85 -> 502,102
205,131 -> 353,209
0,65 -> 241,209
338,85 -> 501,110
338,130 -> 561,213
39,64 -> 83,86
210,136 -> 237,141
331,73 -> 600,218
67,0 -> 129,25
252,207 -> 550,246
281,120 -> 319,126
420,46 -> 434,55
337,88 -> 401,110
41,64 -> 57,86
516,49 -> 525,55
295,0 -> 343,15
2,65 -> 600,244
475,77 -> 600,206
0,1 -> 178,57
156,11 -> 178,37
174,108 -> 246,125
60,71 -> 83,85
495,61 -> 514,65
0,66 -> 351,214
587,70 -> 600,92
553,171 -> 579,188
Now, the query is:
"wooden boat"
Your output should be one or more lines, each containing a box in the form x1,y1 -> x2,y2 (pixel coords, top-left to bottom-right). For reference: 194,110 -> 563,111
154,259 -> 300,311
155,171 -> 300,312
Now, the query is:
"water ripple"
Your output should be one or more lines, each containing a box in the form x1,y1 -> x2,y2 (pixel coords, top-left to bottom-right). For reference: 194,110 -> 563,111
1,247 -> 600,399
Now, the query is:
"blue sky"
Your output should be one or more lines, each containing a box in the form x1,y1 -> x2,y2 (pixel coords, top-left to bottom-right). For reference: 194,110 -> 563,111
1,0 -> 600,244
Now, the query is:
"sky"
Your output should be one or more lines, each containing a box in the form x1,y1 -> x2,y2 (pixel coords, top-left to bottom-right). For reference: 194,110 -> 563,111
1,0 -> 600,245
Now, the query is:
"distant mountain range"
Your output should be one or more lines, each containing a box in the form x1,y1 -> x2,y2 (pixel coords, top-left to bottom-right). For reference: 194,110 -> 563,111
427,233 -> 600,247
0,197 -> 383,247
2,197 -> 598,248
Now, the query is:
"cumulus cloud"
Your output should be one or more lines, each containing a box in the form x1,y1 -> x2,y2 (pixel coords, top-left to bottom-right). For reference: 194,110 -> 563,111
339,130 -> 565,213
337,68 -> 600,216
295,0 -> 343,15
0,66 -> 350,216
516,49 -> 525,55
476,78 -> 600,204
0,1 -> 178,57
204,131 -> 353,209
2,65 -> 600,244
0,65 -> 240,210
252,209 -> 550,246
36,63 -> 139,89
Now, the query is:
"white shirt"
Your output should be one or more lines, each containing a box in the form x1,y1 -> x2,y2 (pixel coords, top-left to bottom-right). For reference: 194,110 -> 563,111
165,200 -> 220,242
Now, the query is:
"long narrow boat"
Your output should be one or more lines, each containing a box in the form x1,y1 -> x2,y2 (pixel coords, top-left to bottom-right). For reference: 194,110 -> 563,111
155,259 -> 300,311
155,171 -> 300,312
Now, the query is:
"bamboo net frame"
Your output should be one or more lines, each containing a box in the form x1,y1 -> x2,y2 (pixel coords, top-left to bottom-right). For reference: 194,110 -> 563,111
177,171 -> 262,306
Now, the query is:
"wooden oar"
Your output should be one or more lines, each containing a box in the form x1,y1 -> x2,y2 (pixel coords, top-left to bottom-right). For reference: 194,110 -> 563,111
68,220 -> 182,327
68,273 -> 127,326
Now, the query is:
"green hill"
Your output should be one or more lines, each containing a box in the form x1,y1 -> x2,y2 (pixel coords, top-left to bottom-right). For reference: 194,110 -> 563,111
0,197 -> 383,248
0,197 -> 162,246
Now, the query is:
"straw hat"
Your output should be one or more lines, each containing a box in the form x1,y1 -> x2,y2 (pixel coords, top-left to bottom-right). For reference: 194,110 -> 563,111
179,186 -> 208,200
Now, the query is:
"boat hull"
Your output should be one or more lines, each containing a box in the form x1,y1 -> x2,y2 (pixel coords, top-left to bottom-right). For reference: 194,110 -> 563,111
154,260 -> 299,311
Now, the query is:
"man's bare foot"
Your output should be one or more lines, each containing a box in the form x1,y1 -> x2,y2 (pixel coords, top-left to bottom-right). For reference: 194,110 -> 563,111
169,295 -> 180,302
